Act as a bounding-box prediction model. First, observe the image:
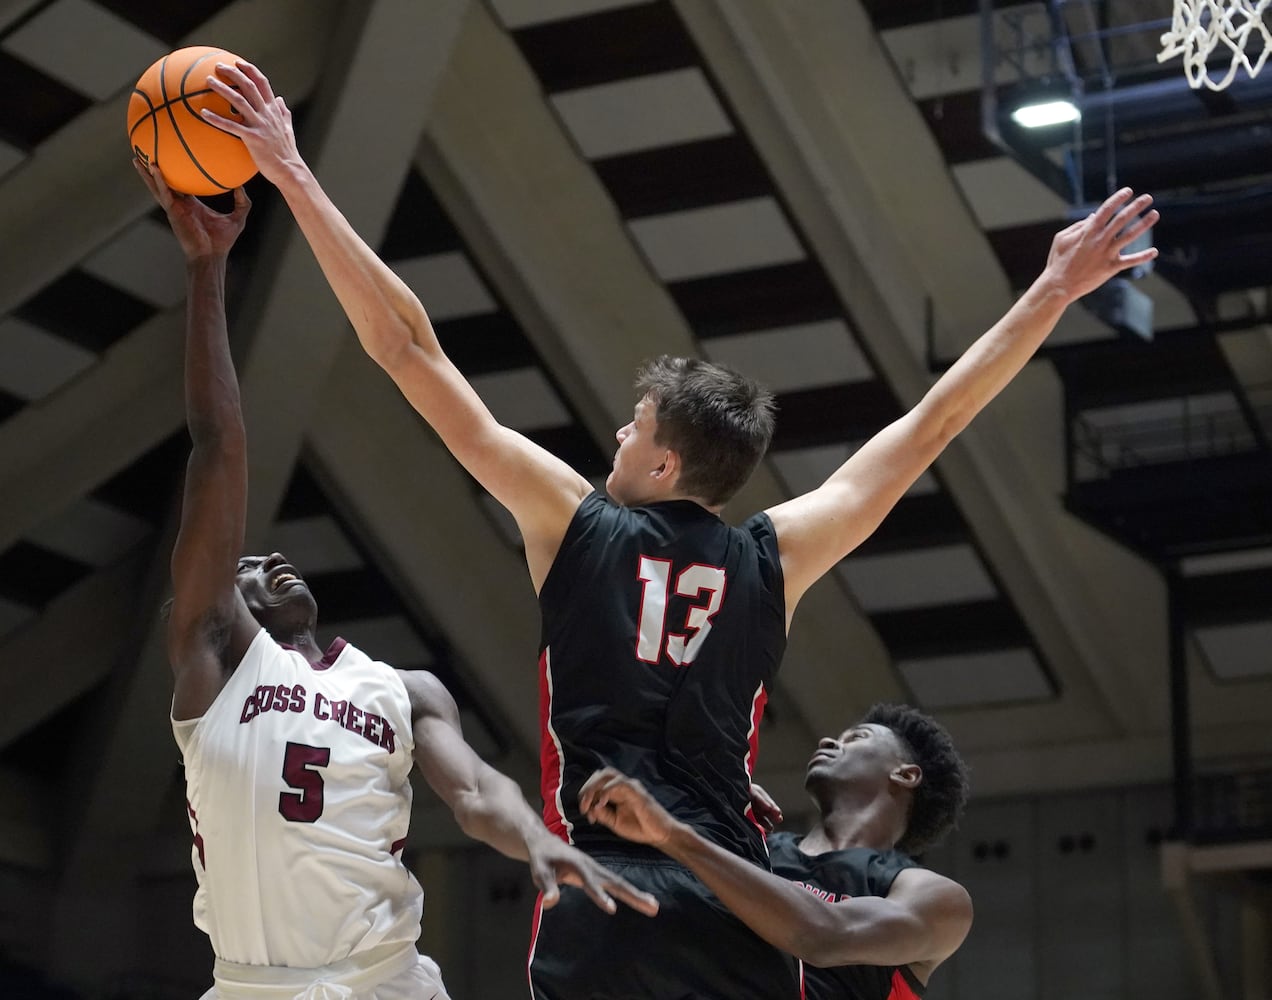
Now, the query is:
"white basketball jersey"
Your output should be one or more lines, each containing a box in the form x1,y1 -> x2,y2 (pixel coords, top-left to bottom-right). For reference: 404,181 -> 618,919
173,628 -> 424,967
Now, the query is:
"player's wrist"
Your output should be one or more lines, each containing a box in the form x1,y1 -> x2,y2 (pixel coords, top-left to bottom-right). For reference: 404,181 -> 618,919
658,819 -> 697,857
271,156 -> 317,198
185,253 -> 229,278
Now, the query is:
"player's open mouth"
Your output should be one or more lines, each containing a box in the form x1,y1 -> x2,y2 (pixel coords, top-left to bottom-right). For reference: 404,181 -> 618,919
270,572 -> 300,592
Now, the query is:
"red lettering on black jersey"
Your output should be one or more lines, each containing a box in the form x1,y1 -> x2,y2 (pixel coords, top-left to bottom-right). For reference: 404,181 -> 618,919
795,880 -> 838,903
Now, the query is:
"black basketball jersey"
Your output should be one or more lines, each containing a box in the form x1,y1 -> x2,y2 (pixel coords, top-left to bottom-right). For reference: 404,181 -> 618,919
768,832 -> 925,1000
538,491 -> 787,867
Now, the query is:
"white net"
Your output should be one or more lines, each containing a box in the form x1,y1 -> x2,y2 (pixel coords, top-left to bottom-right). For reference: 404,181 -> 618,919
1158,0 -> 1272,89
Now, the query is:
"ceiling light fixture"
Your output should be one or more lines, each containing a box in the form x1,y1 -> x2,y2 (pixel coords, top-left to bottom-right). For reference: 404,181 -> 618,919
1010,99 -> 1081,128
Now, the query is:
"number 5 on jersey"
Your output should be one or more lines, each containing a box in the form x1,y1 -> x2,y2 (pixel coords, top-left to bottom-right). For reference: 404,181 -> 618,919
279,741 -> 329,823
636,556 -> 727,666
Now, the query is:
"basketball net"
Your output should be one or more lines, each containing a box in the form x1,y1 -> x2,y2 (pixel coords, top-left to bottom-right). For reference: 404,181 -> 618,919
1158,0 -> 1272,89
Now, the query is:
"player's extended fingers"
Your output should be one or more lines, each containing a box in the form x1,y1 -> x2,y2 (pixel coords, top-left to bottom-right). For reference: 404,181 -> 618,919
581,794 -> 613,828
1112,206 -> 1159,251
1090,187 -> 1136,230
203,75 -> 263,135
565,859 -> 618,915
234,60 -> 276,104
131,157 -> 161,198
598,870 -> 659,917
750,783 -> 784,831
578,768 -> 618,812
141,159 -> 180,209
751,782 -> 780,815
1106,194 -> 1154,242
586,774 -> 641,821
530,855 -> 562,911
1117,245 -> 1160,271
231,185 -> 252,218
209,61 -> 262,113
198,106 -> 247,138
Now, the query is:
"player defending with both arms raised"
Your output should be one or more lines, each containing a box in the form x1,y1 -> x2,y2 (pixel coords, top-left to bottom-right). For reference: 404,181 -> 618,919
203,58 -> 1158,999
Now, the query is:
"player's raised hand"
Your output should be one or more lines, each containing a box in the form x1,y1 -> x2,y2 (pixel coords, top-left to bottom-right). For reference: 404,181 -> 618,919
1041,187 -> 1159,302
525,832 -> 659,917
201,60 -> 300,185
580,767 -> 683,848
133,158 -> 249,260
748,782 -> 784,834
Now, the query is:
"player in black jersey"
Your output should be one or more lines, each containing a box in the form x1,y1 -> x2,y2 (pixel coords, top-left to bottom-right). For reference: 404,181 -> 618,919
204,58 -> 1156,999
581,704 -> 972,1000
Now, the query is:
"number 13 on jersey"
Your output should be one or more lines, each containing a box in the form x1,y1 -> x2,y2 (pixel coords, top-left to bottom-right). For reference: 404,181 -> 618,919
635,556 -> 727,666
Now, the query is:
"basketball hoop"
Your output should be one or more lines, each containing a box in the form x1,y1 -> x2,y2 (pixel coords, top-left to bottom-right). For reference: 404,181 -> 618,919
1158,0 -> 1272,90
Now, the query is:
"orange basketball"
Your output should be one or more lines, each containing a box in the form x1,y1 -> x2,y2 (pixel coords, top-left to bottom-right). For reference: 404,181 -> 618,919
127,46 -> 258,196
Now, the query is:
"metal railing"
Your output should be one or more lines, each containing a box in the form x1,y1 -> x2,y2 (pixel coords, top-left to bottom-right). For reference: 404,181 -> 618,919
1071,388 -> 1272,482
1192,763 -> 1272,843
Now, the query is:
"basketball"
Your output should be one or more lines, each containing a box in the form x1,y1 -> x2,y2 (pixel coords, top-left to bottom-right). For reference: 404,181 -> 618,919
127,46 -> 258,196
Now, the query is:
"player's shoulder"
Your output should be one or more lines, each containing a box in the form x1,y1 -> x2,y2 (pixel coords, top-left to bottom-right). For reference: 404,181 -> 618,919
891,866 -> 972,913
393,668 -> 460,720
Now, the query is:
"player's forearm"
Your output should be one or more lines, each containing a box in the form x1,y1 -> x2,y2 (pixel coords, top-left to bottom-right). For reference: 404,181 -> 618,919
183,255 -> 245,448
171,254 -> 248,659
660,823 -> 847,964
269,161 -> 439,370
452,767 -> 551,862
911,276 -> 1070,450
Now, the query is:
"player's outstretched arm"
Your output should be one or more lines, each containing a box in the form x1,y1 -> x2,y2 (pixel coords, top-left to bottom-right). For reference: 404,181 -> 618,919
401,672 -> 658,917
201,62 -> 590,586
581,768 -> 971,971
139,162 -> 261,720
767,188 -> 1159,617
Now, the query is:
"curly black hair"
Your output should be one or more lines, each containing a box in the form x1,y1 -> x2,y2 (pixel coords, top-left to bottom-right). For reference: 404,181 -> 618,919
862,703 -> 970,855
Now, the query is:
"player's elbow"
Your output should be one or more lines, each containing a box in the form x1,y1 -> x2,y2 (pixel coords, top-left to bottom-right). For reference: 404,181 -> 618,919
186,412 -> 246,451
925,392 -> 979,455
449,787 -> 491,840
361,316 -> 416,372
788,909 -> 857,968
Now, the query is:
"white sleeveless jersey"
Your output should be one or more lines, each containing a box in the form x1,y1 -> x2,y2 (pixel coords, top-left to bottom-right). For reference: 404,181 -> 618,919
173,629 -> 424,967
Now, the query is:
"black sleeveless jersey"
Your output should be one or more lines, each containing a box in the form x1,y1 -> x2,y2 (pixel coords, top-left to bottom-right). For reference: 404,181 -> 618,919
768,832 -> 926,1000
538,492 -> 787,867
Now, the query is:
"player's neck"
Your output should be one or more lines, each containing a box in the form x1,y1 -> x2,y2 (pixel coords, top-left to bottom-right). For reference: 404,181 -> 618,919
645,486 -> 723,514
673,493 -> 723,515
272,628 -> 325,664
804,794 -> 901,854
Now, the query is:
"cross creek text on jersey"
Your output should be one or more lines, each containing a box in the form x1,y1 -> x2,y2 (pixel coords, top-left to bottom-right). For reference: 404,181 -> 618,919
237,683 -> 398,752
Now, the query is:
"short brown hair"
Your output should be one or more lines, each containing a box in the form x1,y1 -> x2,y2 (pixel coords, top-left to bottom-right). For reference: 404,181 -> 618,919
635,356 -> 776,506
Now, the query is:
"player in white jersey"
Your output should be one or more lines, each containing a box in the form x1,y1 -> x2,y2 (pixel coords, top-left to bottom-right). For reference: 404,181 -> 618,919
137,162 -> 657,1000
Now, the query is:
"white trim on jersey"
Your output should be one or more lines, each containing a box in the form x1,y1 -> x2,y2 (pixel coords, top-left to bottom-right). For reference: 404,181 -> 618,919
542,647 -> 574,844
742,681 -> 770,855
